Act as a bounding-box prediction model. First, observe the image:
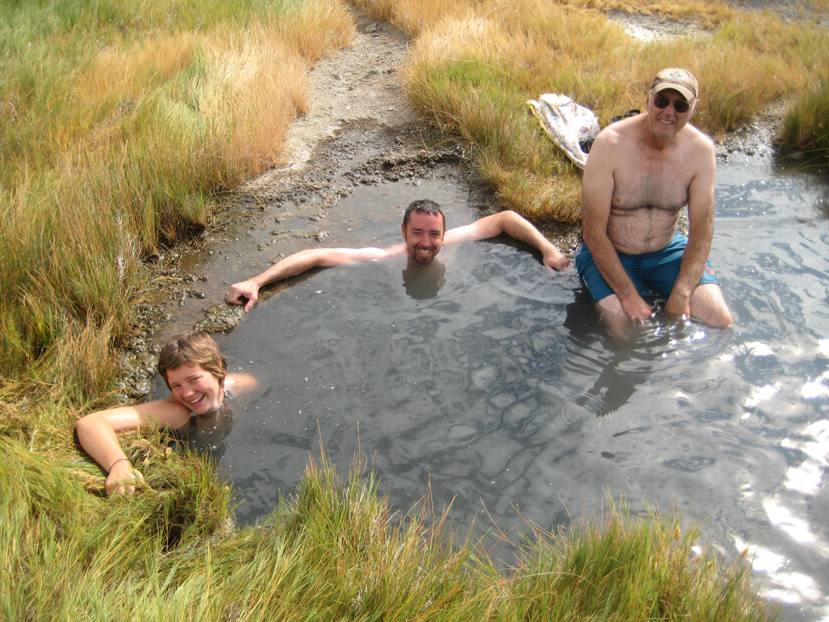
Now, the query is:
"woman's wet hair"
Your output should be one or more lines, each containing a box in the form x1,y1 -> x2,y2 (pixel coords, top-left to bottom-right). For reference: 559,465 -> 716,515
157,332 -> 227,388
402,199 -> 445,230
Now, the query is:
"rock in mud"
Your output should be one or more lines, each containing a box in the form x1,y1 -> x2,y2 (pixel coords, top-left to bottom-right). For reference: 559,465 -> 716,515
194,304 -> 244,334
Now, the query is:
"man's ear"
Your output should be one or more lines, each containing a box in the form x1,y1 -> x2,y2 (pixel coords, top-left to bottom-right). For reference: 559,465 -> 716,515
400,223 -> 407,239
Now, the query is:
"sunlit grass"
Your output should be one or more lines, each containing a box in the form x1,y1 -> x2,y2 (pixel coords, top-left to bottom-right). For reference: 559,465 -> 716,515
506,503 -> 770,621
364,0 -> 829,222
0,0 -> 353,383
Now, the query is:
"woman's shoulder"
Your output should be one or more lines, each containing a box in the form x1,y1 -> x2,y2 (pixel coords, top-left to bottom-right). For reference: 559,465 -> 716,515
138,396 -> 192,429
225,372 -> 257,396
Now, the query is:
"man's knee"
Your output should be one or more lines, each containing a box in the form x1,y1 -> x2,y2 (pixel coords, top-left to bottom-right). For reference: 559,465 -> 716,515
596,297 -> 639,342
707,305 -> 733,329
690,284 -> 733,328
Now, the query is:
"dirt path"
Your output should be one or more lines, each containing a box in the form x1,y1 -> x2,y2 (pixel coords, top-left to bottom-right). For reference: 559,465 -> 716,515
256,16 -> 416,179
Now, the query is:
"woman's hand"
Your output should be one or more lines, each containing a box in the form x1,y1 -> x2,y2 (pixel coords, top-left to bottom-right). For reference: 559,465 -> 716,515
105,459 -> 145,496
543,247 -> 571,271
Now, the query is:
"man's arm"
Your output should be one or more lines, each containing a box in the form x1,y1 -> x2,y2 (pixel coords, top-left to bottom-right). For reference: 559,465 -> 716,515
664,138 -> 716,319
443,211 -> 569,270
226,245 -> 402,311
581,132 -> 652,321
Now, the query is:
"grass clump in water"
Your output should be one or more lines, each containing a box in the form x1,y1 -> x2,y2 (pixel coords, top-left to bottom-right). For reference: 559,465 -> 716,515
508,504 -> 770,620
776,71 -> 829,165
354,0 -> 829,222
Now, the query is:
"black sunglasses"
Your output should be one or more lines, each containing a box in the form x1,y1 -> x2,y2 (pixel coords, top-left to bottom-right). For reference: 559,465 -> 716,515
653,92 -> 691,113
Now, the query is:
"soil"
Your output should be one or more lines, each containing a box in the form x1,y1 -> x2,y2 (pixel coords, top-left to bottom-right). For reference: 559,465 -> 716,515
114,4 -> 819,399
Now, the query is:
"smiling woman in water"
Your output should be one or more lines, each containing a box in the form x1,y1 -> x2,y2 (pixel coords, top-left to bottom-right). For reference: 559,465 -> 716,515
75,332 -> 256,496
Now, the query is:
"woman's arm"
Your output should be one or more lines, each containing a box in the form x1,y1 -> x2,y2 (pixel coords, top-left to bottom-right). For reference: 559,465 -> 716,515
75,399 -> 188,495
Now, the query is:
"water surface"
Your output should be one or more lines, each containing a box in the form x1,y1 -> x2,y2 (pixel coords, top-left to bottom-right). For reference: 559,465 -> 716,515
182,158 -> 828,620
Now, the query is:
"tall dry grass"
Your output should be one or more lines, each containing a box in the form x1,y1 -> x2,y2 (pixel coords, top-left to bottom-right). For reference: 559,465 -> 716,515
0,0 -> 353,387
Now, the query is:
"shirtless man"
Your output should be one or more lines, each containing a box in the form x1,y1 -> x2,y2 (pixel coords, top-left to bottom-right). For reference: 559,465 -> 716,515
578,67 -> 733,338
226,199 -> 570,311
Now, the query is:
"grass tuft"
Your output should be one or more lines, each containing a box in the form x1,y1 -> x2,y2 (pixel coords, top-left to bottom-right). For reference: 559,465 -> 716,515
776,70 -> 829,164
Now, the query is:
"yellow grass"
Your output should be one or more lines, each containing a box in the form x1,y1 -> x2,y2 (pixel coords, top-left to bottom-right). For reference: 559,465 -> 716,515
274,0 -> 356,59
393,0 -> 829,222
198,28 -> 312,183
0,0 -> 354,389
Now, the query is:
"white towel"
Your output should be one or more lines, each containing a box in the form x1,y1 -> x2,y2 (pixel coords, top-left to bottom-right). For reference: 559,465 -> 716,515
527,93 -> 600,170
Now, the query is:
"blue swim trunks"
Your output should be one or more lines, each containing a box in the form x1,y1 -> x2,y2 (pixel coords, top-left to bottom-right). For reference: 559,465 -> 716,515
576,232 -> 719,303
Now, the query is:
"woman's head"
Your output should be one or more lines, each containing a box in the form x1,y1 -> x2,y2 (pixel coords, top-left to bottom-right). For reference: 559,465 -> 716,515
157,332 -> 227,389
157,332 -> 227,415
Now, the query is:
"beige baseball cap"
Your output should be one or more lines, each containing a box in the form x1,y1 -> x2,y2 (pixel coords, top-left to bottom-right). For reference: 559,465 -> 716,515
649,67 -> 698,102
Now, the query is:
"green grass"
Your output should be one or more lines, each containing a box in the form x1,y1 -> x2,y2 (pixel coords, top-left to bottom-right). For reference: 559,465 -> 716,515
777,72 -> 829,164
0,442 -> 772,620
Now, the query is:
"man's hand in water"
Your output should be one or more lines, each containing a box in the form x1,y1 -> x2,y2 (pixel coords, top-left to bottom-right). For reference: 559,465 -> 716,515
543,248 -> 571,272
664,291 -> 691,322
620,291 -> 653,323
226,280 -> 260,312
105,460 -> 145,496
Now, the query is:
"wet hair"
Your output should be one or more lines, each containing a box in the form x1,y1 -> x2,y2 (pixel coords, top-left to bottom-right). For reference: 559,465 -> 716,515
157,332 -> 227,389
402,199 -> 445,231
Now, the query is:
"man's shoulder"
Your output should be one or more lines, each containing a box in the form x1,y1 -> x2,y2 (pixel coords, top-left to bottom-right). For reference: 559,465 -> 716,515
681,123 -> 715,152
594,115 -> 641,149
595,120 -> 626,143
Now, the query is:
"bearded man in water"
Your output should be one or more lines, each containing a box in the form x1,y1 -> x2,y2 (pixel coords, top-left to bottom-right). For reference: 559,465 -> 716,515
227,199 -> 569,311
578,67 -> 733,338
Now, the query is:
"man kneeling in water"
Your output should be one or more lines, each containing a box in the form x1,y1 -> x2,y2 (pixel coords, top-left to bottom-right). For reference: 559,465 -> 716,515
226,199 -> 570,311
75,332 -> 256,496
578,67 -> 733,339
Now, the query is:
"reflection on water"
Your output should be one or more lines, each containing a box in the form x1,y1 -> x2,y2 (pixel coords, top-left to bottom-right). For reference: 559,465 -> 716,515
200,162 -> 829,620
402,259 -> 446,300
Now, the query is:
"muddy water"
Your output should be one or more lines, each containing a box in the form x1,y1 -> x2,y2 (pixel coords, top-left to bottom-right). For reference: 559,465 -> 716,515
161,151 -> 829,620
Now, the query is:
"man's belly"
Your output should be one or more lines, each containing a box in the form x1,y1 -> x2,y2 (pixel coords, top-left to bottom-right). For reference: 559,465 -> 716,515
607,208 -> 679,255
